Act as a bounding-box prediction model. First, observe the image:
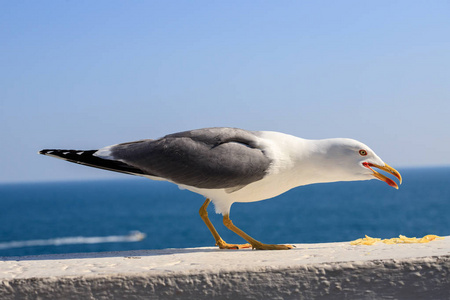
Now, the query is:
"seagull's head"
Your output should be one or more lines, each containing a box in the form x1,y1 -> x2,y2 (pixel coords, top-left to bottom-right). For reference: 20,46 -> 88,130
315,139 -> 402,189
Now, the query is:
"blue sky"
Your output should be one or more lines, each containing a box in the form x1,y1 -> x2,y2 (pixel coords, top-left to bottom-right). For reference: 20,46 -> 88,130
1,1 -> 449,183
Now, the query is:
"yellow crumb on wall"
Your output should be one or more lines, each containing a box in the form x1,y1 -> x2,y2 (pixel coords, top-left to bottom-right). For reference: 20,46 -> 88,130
350,234 -> 444,245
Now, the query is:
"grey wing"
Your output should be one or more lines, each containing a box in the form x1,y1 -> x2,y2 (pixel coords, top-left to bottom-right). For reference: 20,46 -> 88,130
103,128 -> 272,189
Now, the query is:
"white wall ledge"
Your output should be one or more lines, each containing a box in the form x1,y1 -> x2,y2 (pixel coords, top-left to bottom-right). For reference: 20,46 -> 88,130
1,237 -> 449,299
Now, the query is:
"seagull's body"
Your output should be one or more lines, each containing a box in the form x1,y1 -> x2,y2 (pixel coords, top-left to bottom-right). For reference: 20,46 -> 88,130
40,127 -> 401,250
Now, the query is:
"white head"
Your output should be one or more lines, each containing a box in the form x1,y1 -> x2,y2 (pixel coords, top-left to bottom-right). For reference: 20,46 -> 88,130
309,138 -> 402,188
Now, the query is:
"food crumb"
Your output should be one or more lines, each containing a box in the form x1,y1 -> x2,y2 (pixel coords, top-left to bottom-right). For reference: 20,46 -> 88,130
350,234 -> 444,245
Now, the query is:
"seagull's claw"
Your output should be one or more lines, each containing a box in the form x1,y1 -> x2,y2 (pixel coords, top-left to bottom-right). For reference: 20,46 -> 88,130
216,240 -> 294,250
216,240 -> 252,250
251,243 -> 295,250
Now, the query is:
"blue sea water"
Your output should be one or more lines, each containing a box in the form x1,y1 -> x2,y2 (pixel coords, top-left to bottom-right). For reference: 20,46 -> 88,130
0,167 -> 449,257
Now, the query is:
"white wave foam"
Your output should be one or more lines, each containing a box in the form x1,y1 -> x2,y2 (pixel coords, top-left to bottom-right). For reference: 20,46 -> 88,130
0,231 -> 146,250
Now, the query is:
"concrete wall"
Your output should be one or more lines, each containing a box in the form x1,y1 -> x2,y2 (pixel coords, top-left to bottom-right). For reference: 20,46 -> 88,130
1,238 -> 449,299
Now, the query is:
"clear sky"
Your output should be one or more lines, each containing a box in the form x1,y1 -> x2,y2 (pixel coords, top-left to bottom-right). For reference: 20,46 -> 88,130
1,1 -> 449,183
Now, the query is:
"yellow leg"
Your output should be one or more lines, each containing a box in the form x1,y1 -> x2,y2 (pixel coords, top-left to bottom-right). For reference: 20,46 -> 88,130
223,214 -> 294,250
199,199 -> 251,249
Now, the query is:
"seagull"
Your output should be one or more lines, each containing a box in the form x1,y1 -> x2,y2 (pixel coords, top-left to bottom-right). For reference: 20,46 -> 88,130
39,127 -> 402,250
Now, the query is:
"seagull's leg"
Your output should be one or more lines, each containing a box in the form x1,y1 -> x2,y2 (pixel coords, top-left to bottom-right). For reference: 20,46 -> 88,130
199,199 -> 251,249
223,214 -> 294,250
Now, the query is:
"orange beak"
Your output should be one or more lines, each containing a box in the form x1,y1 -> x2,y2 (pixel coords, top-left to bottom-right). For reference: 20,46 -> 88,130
363,162 -> 402,189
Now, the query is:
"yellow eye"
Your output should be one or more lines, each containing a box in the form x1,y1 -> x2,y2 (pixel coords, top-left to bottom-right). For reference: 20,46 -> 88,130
359,149 -> 367,156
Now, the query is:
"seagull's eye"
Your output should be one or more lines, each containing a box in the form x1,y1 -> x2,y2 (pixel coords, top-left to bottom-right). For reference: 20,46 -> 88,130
359,149 -> 368,156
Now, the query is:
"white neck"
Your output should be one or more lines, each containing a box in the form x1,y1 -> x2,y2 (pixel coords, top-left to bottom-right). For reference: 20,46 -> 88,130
259,132 -> 364,188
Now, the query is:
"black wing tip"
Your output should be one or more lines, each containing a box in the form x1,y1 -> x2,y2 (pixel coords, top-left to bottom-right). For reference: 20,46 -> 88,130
38,149 -> 95,159
39,149 -> 78,155
38,148 -> 147,177
39,149 -> 50,155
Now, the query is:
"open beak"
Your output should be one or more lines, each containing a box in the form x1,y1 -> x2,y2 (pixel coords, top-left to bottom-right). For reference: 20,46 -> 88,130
363,162 -> 402,189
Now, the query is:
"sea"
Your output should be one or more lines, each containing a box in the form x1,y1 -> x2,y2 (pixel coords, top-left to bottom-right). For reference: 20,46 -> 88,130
1,167 -> 449,257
